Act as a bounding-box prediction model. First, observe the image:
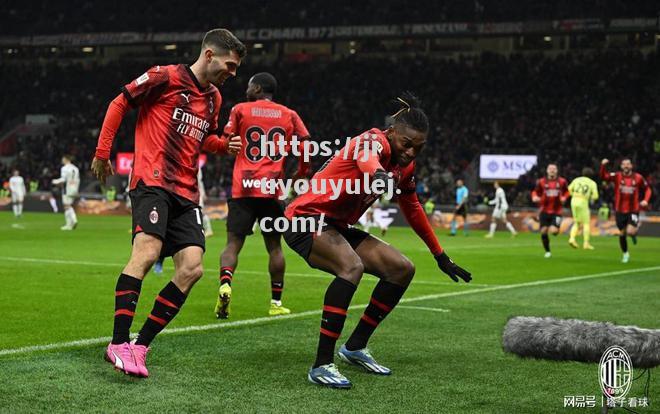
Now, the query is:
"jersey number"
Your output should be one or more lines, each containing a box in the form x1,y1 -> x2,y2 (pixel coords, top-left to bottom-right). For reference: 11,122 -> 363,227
244,126 -> 286,163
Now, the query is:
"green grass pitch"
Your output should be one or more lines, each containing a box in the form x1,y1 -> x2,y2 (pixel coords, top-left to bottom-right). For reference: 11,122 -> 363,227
0,211 -> 658,413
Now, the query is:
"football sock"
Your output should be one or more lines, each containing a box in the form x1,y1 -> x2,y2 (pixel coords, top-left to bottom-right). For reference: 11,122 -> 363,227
541,233 -> 550,252
271,281 -> 283,302
583,223 -> 591,244
619,235 -> 628,253
506,221 -> 516,234
631,235 -> 637,245
49,198 -> 58,212
314,277 -> 356,368
12,204 -> 18,217
70,208 -> 77,224
464,220 -> 470,235
450,220 -> 457,234
112,273 -> 142,344
488,222 -> 496,235
17,203 -> 23,216
135,281 -> 186,347
345,280 -> 406,351
569,223 -> 579,241
220,266 -> 234,286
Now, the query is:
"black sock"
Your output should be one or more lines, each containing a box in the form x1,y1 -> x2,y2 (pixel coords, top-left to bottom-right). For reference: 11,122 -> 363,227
541,234 -> 550,252
631,235 -> 637,245
314,277 -> 356,368
619,235 -> 628,253
345,280 -> 406,351
135,281 -> 187,347
271,281 -> 283,302
220,267 -> 233,286
112,274 -> 142,344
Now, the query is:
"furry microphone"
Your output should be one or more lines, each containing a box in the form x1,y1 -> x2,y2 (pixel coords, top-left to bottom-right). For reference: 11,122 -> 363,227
502,316 -> 660,368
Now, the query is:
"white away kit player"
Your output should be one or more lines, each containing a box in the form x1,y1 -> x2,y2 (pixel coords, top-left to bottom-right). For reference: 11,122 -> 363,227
52,155 -> 80,230
485,181 -> 517,238
9,170 -> 26,218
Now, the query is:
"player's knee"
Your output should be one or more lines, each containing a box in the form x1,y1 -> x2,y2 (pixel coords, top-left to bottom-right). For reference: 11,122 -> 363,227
390,257 -> 415,285
339,259 -> 364,282
180,263 -> 204,283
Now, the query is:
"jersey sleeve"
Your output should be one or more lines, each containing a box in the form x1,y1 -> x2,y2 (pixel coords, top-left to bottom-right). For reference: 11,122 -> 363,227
291,110 -> 310,138
398,191 -> 443,256
532,179 -> 543,199
599,164 -> 615,182
639,174 -> 652,203
397,163 -> 417,194
222,105 -> 240,138
121,65 -> 170,107
356,133 -> 388,176
590,179 -> 599,201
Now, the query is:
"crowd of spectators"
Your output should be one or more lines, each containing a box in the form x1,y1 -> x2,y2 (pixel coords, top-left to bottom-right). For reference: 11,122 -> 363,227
1,49 -> 658,209
2,0 -> 658,36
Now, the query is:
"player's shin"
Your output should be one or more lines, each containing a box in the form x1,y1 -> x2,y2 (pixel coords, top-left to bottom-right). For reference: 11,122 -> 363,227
345,280 -> 406,351
505,221 -> 516,234
135,281 -> 187,346
569,223 -> 579,241
619,234 -> 628,253
541,233 -> 550,252
112,274 -> 143,344
488,222 -> 496,235
315,277 -> 357,368
583,223 -> 591,244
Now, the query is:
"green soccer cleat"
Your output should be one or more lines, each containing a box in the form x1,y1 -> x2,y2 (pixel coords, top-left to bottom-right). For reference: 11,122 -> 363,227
268,302 -> 291,316
214,284 -> 232,319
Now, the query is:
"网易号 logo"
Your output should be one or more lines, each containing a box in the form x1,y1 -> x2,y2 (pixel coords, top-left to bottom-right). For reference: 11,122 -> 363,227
599,345 -> 633,401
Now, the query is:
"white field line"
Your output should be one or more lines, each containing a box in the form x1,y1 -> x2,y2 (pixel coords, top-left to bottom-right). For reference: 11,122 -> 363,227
1,265 -> 658,357
397,305 -> 450,313
0,256 -> 493,287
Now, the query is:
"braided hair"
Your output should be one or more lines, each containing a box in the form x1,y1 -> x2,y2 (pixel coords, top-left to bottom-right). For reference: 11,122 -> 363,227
390,92 -> 429,133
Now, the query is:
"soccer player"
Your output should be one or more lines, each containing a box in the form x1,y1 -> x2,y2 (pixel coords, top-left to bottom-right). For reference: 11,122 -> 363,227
600,158 -> 652,263
485,181 -> 517,238
283,95 -> 471,388
51,155 -> 80,230
450,179 -> 469,236
198,167 -> 214,237
531,164 -> 569,258
567,168 -> 599,250
215,72 -> 310,319
92,29 -> 245,377
9,170 -> 26,218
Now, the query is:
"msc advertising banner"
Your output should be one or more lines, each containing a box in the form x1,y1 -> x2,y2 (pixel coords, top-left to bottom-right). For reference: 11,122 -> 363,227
479,154 -> 537,180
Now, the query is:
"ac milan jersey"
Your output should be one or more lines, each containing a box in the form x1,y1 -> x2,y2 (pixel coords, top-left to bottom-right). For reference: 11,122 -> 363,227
122,64 -> 221,203
285,128 -> 416,226
600,166 -> 651,213
532,177 -> 569,215
223,99 -> 309,199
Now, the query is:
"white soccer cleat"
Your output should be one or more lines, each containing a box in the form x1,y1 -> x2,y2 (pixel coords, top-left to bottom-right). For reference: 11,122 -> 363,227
60,225 -> 73,231
622,252 -> 630,263
544,252 -> 552,259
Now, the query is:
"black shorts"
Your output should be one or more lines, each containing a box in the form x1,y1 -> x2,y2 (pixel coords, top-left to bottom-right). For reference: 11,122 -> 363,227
615,212 -> 639,230
455,205 -> 467,218
283,215 -> 370,264
539,212 -> 562,228
227,197 -> 285,236
130,180 -> 205,258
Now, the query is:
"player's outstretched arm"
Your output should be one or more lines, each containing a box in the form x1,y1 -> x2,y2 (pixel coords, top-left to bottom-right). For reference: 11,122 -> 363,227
398,191 -> 472,283
92,93 -> 130,185
599,159 -> 614,181
202,135 -> 241,155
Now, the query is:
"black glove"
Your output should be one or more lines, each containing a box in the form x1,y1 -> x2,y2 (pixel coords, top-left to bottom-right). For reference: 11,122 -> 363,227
435,252 -> 472,283
372,169 -> 396,195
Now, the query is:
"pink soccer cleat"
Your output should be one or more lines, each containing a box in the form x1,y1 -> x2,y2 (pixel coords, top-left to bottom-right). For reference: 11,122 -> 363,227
131,342 -> 150,378
105,342 -> 140,376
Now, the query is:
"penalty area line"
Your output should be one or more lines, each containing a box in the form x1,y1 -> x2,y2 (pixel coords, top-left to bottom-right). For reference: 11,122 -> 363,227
0,265 -> 658,357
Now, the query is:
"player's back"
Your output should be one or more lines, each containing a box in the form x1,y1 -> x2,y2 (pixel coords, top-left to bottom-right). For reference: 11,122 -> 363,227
9,176 -> 24,192
62,164 -> 80,194
569,176 -> 598,203
228,99 -> 309,199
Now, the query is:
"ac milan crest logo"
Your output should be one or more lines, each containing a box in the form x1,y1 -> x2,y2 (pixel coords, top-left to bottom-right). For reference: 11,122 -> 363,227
149,208 -> 159,224
209,97 -> 214,113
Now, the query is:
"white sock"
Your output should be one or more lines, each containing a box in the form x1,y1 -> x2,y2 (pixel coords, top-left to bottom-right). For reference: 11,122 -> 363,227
49,198 -> 58,213
70,208 -> 77,225
203,214 -> 212,233
506,222 -> 516,234
271,299 -> 282,306
489,222 -> 496,235
17,203 -> 23,215
13,204 -> 18,217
